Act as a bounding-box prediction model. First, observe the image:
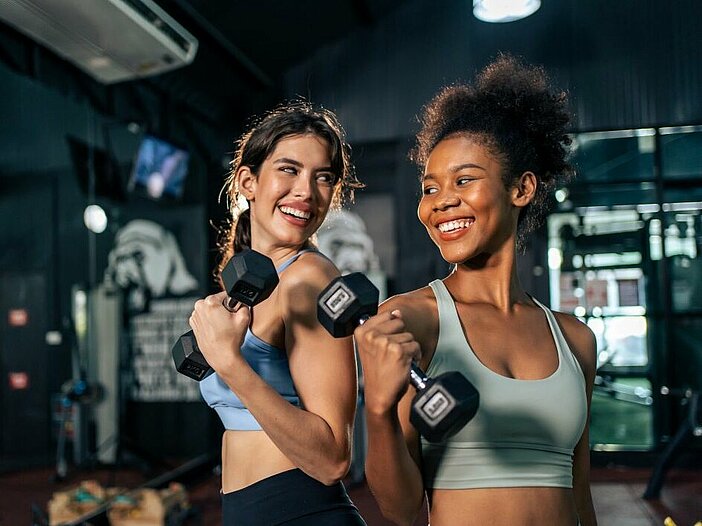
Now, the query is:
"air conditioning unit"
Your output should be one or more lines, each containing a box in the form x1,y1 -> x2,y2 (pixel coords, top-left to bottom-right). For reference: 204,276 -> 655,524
0,0 -> 199,84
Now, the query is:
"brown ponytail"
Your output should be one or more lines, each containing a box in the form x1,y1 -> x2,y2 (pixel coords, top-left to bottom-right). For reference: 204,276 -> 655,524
215,206 -> 250,288
234,208 -> 251,253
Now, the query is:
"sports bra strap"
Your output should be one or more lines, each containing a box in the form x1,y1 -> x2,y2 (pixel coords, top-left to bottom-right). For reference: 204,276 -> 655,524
429,279 -> 462,330
276,247 -> 319,273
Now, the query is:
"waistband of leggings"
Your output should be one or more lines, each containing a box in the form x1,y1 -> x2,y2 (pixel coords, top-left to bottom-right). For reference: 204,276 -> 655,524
221,468 -> 358,523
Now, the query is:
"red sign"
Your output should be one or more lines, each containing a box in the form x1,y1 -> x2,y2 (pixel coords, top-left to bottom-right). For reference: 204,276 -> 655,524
8,372 -> 29,390
8,309 -> 29,327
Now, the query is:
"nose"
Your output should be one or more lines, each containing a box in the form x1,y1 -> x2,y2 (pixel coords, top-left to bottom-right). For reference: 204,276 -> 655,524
292,172 -> 314,199
433,189 -> 460,211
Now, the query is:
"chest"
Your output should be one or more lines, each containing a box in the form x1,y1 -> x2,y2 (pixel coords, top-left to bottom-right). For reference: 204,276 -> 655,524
452,304 -> 560,381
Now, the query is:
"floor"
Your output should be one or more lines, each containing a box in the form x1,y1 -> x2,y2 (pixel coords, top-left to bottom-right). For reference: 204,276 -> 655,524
2,463 -> 700,525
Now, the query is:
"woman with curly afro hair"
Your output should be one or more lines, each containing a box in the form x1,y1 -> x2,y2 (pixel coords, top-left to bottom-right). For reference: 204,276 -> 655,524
355,55 -> 597,526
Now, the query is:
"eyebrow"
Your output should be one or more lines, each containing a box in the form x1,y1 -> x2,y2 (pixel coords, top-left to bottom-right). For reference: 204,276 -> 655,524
451,163 -> 487,172
273,157 -> 334,172
273,157 -> 303,167
423,163 -> 487,181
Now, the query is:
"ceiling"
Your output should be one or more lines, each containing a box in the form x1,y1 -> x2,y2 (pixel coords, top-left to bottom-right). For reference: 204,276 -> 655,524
3,0 -> 699,157
144,0 -> 412,127
0,0 -> 411,143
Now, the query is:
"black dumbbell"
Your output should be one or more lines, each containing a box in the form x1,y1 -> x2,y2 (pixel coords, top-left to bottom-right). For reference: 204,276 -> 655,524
318,272 -> 479,443
172,248 -> 279,381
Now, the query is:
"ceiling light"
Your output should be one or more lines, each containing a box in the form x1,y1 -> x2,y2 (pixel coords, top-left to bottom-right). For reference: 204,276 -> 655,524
473,0 -> 541,23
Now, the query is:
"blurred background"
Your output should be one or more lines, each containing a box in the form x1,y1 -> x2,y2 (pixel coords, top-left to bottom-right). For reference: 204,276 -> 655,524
0,0 -> 700,524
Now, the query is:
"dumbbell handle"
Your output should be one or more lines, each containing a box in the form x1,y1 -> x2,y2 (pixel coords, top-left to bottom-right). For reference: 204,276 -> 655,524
409,364 -> 429,390
222,296 -> 246,313
357,315 -> 429,392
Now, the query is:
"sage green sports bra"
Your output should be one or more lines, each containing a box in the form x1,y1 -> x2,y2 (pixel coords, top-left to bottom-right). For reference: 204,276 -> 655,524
421,279 -> 588,490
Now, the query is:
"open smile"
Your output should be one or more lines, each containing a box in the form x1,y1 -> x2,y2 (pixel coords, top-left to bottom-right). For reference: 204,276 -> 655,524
437,218 -> 474,233
278,205 -> 312,225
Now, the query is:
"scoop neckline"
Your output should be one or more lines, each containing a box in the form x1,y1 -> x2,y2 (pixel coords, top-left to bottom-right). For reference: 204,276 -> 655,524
432,279 -> 563,383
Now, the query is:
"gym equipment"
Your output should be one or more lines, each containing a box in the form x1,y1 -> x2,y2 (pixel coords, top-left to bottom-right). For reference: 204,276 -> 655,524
643,386 -> 701,500
317,272 -> 480,443
172,249 -> 278,381
54,379 -> 105,481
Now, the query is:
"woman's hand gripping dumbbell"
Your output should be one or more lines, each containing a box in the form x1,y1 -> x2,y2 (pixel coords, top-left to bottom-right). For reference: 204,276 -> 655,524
172,249 -> 279,381
317,272 -> 479,442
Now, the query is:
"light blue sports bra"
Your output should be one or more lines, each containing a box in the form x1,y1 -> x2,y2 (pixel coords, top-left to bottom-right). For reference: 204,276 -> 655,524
421,279 -> 588,489
199,248 -> 319,431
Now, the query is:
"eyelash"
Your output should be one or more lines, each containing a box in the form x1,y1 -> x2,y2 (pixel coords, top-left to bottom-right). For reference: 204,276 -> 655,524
422,177 -> 474,195
280,166 -> 336,185
317,174 -> 335,185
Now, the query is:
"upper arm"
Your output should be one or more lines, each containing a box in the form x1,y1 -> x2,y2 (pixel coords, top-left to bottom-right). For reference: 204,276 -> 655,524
378,289 -> 436,366
280,255 -> 358,440
557,313 -> 597,401
556,313 -> 597,505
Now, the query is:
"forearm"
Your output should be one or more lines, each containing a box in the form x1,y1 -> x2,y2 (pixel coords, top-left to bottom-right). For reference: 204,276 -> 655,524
365,410 -> 425,526
220,361 -> 351,484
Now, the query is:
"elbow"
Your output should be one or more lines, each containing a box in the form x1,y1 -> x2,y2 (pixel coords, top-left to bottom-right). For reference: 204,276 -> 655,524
308,430 -> 353,485
318,457 -> 351,486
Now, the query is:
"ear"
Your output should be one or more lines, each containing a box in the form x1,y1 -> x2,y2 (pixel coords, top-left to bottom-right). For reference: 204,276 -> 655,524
511,171 -> 537,208
237,166 -> 257,201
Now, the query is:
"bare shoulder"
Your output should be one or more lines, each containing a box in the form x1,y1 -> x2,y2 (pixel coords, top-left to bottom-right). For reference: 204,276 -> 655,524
279,251 -> 340,290
277,251 -> 340,317
553,310 -> 597,380
379,286 -> 438,354
379,286 -> 435,320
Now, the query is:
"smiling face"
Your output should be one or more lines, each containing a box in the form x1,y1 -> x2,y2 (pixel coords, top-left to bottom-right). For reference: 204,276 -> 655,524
238,133 -> 338,252
417,134 -> 532,265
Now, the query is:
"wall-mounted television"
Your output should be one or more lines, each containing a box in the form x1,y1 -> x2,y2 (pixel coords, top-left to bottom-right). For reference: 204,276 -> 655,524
128,135 -> 190,201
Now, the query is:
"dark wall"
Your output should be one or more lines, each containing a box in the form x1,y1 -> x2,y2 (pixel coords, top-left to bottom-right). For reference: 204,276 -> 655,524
0,61 -> 222,463
286,0 -> 702,142
284,0 -> 701,297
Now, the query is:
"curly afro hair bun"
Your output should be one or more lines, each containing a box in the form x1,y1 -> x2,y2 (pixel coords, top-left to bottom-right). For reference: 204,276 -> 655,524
412,54 -> 574,246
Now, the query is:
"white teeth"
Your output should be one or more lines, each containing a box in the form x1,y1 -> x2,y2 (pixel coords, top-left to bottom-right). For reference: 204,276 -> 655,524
280,206 -> 311,220
437,219 -> 473,233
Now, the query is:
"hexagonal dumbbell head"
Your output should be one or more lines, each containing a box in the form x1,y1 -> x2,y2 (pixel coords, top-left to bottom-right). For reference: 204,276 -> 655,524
172,248 -> 279,381
172,329 -> 212,381
410,370 -> 480,443
317,271 -> 480,443
221,248 -> 279,306
317,272 -> 379,337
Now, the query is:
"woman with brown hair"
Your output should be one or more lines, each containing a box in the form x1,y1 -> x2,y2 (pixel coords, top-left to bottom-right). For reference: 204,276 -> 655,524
189,100 -> 367,525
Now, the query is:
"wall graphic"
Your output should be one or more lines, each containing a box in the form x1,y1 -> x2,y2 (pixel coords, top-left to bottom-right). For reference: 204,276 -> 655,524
103,218 -> 202,402
317,209 -> 387,301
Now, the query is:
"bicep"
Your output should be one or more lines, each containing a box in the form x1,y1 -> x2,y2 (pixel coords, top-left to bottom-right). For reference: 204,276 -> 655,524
288,322 -> 358,428
568,319 -> 597,500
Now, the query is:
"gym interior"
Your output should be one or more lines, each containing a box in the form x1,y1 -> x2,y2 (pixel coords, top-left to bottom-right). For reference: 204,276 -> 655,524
0,1 -> 700,524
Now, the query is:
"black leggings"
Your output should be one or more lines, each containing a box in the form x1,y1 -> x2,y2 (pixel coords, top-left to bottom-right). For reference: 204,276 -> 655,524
221,468 -> 367,525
